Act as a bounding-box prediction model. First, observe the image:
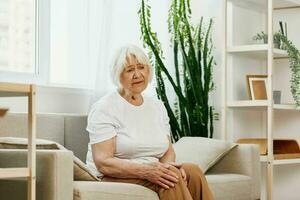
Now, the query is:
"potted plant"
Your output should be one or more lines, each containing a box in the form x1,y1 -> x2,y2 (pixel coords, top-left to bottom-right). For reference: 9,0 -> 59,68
252,31 -> 281,48
139,0 -> 218,141
252,28 -> 300,107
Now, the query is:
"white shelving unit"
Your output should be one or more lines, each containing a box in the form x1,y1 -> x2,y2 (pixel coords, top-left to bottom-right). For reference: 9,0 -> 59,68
0,82 -> 36,200
223,0 -> 300,199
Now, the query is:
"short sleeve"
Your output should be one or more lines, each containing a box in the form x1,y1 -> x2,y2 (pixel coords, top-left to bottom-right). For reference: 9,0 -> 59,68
158,100 -> 171,136
86,106 -> 117,144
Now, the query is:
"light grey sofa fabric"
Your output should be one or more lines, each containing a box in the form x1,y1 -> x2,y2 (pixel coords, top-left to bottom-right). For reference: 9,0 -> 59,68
206,174 -> 253,200
0,113 -> 65,145
74,181 -> 159,200
0,113 -> 261,200
64,115 -> 89,162
208,144 -> 261,199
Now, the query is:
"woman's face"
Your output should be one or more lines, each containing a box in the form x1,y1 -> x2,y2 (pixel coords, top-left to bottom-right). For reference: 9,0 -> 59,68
120,55 -> 150,94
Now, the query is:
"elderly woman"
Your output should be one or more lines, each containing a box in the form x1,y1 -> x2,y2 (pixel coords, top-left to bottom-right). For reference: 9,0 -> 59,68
86,45 -> 214,200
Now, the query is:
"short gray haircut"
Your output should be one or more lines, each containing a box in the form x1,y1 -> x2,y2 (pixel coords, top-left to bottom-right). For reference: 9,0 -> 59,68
110,45 -> 153,88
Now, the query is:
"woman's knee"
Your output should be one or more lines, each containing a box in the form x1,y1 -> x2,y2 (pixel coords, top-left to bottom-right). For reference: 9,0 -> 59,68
181,163 -> 204,176
168,165 -> 182,177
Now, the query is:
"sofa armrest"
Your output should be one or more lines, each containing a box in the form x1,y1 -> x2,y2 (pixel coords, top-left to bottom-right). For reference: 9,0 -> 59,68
0,149 -> 73,200
207,144 -> 261,200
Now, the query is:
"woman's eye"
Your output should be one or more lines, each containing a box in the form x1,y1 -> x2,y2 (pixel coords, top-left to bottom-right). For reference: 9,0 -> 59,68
138,65 -> 145,69
127,68 -> 134,72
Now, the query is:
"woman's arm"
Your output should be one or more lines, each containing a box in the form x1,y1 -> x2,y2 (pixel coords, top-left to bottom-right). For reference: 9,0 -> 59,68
159,137 -> 176,163
92,137 -> 146,178
92,137 -> 179,189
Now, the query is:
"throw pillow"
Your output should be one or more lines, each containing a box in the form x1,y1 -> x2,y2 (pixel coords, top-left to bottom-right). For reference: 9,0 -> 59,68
0,137 -> 100,181
173,137 -> 238,173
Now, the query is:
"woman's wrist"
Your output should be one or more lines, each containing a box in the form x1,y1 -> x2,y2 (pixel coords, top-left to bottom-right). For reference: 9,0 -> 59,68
137,164 -> 152,179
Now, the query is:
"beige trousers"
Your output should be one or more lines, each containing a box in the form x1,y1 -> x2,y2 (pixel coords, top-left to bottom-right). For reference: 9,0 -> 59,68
102,163 -> 214,200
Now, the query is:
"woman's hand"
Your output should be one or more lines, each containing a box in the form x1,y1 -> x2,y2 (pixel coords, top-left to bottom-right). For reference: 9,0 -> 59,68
143,162 -> 179,189
167,162 -> 187,185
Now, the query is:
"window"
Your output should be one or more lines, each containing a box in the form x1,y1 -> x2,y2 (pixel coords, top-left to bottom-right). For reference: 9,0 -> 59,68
0,0 -> 36,74
49,0 -> 97,89
0,0 -> 97,89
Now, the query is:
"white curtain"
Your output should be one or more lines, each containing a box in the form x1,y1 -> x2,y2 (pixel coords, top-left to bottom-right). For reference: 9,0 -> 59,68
89,0 -> 171,106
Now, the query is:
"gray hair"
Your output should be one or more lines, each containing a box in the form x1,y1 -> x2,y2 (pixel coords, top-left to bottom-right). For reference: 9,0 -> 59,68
110,45 -> 153,88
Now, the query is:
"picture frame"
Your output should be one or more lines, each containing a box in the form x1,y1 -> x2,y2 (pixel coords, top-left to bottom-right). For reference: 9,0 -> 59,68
246,75 -> 268,100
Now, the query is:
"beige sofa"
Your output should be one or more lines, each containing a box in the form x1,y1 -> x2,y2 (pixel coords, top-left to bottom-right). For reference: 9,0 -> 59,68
0,113 -> 261,200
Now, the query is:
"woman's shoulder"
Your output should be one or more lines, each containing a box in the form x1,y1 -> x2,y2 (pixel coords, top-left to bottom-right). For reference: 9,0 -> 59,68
90,91 -> 119,112
144,95 -> 164,109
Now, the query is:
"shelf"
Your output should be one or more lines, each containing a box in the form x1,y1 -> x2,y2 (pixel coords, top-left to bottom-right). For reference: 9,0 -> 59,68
227,102 -> 300,111
229,0 -> 300,9
0,168 -> 30,179
274,104 -> 300,110
260,156 -> 300,165
274,0 -> 300,9
227,44 -> 288,59
227,100 -> 268,110
0,82 -> 32,97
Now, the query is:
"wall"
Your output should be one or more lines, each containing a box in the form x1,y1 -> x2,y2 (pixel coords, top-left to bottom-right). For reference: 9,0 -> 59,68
0,86 -> 92,114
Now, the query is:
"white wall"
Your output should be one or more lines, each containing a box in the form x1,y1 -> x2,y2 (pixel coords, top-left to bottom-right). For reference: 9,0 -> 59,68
0,86 -> 92,114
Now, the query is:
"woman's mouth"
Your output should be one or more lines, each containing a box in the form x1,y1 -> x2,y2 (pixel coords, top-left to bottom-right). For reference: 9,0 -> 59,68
132,81 -> 144,85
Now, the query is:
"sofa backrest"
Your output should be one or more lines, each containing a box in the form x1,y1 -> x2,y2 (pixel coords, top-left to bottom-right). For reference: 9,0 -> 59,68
0,113 -> 90,162
63,115 -> 89,162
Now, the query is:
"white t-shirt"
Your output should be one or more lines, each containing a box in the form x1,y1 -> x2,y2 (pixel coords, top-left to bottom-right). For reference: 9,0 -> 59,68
86,90 -> 171,177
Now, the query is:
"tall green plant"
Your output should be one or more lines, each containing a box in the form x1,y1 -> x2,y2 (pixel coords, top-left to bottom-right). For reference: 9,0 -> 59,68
138,0 -> 217,142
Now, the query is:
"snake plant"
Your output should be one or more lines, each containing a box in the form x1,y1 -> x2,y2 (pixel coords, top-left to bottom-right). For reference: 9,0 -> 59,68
138,0 -> 217,142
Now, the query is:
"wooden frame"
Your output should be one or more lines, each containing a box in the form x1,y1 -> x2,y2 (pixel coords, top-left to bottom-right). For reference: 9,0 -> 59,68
246,75 -> 268,100
0,82 -> 36,200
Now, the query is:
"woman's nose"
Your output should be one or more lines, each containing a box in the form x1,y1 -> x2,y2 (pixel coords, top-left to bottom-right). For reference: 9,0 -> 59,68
133,69 -> 142,78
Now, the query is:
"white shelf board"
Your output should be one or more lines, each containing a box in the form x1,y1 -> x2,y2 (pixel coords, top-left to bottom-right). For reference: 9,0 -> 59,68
274,104 -> 300,110
227,100 -> 268,110
227,45 -> 288,59
227,102 -> 300,111
274,0 -> 300,8
274,159 -> 300,165
228,0 -> 300,9
260,156 -> 300,165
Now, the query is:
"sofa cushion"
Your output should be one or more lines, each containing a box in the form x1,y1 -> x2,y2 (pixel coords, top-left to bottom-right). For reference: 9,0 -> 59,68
74,181 -> 159,200
0,113 -> 65,145
64,115 -> 89,162
173,137 -> 237,173
206,173 -> 253,200
0,137 -> 99,181
74,174 -> 252,200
